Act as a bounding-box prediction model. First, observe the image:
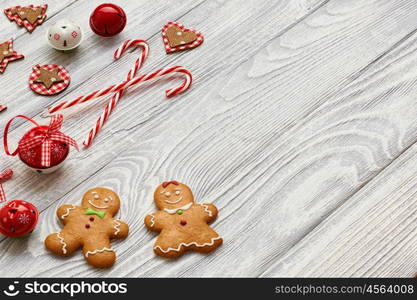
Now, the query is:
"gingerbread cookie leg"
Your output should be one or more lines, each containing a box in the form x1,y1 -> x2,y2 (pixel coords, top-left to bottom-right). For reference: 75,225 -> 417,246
83,238 -> 116,268
45,230 -> 81,256
154,233 -> 223,258
188,236 -> 223,254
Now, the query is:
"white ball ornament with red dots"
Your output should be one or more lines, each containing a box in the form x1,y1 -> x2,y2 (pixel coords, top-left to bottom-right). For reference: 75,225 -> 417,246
47,18 -> 82,51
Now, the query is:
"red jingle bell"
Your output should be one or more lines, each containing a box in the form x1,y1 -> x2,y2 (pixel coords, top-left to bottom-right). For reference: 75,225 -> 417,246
18,126 -> 69,172
89,3 -> 127,37
3,115 -> 79,174
0,200 -> 39,237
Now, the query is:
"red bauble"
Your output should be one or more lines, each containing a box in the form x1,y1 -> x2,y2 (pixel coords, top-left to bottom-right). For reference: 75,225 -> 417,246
18,126 -> 69,171
89,3 -> 127,37
0,200 -> 39,237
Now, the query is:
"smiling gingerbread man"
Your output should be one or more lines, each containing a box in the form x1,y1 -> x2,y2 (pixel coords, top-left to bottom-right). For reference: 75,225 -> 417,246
45,187 -> 129,268
145,181 -> 222,258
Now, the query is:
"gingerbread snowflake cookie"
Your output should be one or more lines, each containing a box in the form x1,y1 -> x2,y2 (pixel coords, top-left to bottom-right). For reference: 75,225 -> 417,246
145,181 -> 222,258
45,187 -> 129,268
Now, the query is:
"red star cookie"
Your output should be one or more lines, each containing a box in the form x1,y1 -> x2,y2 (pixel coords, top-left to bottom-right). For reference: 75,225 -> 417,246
0,39 -> 24,73
29,64 -> 71,95
4,4 -> 48,33
162,22 -> 204,53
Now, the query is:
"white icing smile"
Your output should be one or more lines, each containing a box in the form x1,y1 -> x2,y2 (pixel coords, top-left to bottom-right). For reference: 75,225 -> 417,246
88,200 -> 109,209
164,202 -> 192,214
164,196 -> 183,204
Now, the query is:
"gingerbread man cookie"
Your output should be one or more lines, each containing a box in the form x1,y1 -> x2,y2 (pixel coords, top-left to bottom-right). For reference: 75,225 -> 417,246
45,187 -> 129,268
145,181 -> 222,258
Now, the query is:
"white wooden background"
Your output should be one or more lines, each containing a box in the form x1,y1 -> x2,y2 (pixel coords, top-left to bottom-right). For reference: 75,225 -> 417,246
0,0 -> 416,277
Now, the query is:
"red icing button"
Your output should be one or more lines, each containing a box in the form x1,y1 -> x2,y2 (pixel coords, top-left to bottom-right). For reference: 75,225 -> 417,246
180,220 -> 187,226
85,224 -> 90,229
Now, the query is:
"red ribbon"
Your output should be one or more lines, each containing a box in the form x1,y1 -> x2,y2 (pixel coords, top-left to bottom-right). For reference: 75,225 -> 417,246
4,115 -> 79,167
0,168 -> 13,203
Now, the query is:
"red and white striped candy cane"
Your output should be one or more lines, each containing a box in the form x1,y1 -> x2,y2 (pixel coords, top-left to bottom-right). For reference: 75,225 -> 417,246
0,168 -> 13,203
49,66 -> 192,113
84,40 -> 149,147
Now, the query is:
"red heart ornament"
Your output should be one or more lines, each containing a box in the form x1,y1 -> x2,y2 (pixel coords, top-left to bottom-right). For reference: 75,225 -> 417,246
162,22 -> 204,53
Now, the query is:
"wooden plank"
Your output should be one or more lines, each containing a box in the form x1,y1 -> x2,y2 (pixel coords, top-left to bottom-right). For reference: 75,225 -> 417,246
261,143 -> 417,278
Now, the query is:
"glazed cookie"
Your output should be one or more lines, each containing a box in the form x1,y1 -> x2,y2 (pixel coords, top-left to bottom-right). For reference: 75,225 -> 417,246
145,181 -> 222,258
45,187 -> 129,268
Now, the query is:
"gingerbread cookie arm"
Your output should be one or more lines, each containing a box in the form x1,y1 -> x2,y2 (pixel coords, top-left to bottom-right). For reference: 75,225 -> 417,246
44,229 -> 82,256
57,204 -> 78,223
109,219 -> 129,239
199,203 -> 218,223
144,211 -> 165,231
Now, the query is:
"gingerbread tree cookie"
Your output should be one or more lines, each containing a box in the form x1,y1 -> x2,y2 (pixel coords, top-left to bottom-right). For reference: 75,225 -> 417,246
45,187 -> 129,268
4,4 -> 48,33
145,181 -> 222,258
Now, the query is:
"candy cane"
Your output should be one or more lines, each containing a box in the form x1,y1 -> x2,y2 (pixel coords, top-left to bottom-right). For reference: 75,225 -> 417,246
0,168 -> 13,203
49,66 -> 192,114
84,40 -> 149,147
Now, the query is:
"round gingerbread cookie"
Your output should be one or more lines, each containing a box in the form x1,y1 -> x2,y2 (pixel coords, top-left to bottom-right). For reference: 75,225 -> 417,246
29,64 -> 70,95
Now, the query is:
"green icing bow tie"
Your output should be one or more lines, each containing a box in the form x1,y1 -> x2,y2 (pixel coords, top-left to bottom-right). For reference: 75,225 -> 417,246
84,207 -> 106,219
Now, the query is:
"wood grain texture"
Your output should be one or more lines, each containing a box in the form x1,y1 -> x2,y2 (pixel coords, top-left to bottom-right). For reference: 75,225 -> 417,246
262,143 -> 417,277
0,0 -> 416,277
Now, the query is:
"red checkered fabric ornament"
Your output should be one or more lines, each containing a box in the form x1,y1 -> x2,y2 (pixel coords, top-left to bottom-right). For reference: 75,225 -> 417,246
3,115 -> 78,171
29,64 -> 71,95
0,39 -> 24,73
4,4 -> 48,33
162,22 -> 204,53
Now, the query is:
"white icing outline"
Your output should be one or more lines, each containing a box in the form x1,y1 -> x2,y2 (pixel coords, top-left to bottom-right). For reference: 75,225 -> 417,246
164,202 -> 192,214
164,196 -> 183,204
154,236 -> 222,253
61,205 -> 75,219
88,199 -> 109,209
85,247 -> 114,258
113,220 -> 121,235
149,214 -> 155,227
201,204 -> 213,217
56,232 -> 67,254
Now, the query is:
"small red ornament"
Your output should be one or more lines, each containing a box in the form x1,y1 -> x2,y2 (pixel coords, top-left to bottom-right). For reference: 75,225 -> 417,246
0,200 -> 39,237
89,3 -> 126,37
18,125 -> 70,170
3,115 -> 78,173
